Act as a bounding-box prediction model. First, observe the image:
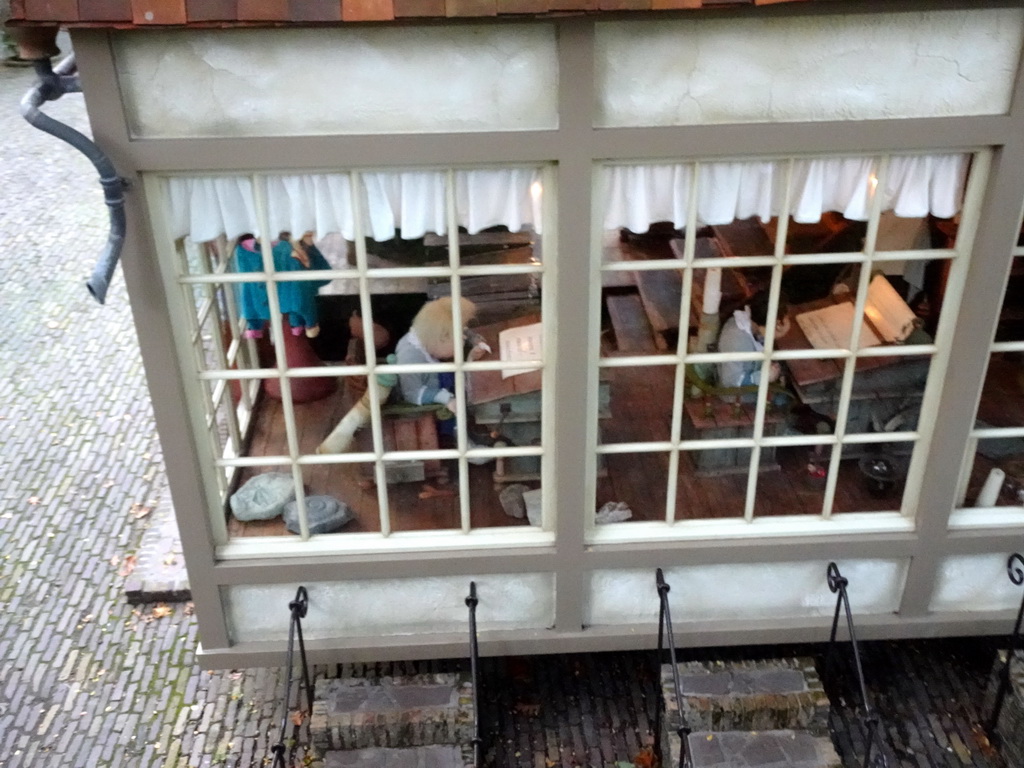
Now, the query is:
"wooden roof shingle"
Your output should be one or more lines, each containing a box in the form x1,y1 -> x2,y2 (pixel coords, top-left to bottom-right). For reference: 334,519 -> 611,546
10,0 -> 813,27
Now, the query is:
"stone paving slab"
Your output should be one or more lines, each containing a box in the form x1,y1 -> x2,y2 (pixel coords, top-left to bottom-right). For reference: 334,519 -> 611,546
686,730 -> 841,768
124,494 -> 191,604
312,673 -> 474,752
663,658 -> 829,737
323,745 -> 471,768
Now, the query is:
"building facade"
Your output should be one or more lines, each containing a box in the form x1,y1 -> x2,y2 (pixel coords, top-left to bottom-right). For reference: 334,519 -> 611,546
12,0 -> 1024,667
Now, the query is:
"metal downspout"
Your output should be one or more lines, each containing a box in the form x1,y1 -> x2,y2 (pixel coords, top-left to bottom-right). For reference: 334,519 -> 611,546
20,54 -> 128,304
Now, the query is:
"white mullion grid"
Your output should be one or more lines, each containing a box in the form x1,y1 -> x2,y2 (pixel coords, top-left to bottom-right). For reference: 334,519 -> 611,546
744,159 -> 796,522
957,161 -> 1023,511
253,176 -> 310,540
174,242 -> 224,493
665,163 -> 700,525
144,175 -> 231,546
209,235 -> 259,381
350,171 -> 392,537
444,170 -> 472,534
896,150 -> 990,518
819,156 -> 889,519
198,244 -> 245,460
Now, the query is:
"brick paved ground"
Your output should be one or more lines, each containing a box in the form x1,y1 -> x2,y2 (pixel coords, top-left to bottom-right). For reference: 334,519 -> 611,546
0,58 -> 1018,768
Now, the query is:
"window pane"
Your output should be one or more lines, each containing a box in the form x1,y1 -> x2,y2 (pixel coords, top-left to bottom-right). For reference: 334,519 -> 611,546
831,441 -> 915,514
597,452 -> 669,523
977,352 -> 1024,429
751,443 -> 831,517
994,256 -> 1024,342
958,437 -> 1024,509
674,456 -> 747,520
601,363 -> 673,445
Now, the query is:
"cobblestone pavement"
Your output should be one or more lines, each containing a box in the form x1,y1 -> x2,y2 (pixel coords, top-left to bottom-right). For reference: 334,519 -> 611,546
0,60 -> 1016,768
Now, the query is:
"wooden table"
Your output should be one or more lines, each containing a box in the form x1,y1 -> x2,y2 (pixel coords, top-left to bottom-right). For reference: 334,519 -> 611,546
468,312 -> 610,485
776,296 -> 931,433
682,398 -> 786,475
711,219 -> 775,257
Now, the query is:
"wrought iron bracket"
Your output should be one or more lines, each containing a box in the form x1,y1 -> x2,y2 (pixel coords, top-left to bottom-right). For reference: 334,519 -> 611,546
986,552 -> 1024,739
825,562 -> 888,768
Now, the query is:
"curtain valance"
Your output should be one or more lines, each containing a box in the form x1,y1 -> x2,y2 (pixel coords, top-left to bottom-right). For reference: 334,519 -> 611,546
165,168 -> 544,244
603,154 -> 970,233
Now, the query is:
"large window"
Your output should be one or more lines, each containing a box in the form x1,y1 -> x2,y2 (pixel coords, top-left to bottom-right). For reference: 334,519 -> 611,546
154,167 -> 550,548
593,152 -> 985,529
954,218 -> 1024,522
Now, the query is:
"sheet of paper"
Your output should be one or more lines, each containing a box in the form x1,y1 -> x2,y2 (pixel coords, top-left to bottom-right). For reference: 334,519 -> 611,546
865,274 -> 917,343
499,322 -> 543,379
795,302 -> 882,350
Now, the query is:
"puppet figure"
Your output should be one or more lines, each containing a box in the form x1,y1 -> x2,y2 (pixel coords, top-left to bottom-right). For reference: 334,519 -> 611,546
279,231 -> 331,338
234,234 -> 270,339
316,297 -> 491,458
234,232 -> 330,339
393,297 -> 489,419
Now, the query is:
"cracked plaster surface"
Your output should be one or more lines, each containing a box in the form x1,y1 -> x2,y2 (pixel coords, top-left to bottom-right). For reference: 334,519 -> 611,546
930,553 -> 1024,613
585,560 -> 907,626
113,25 -> 558,139
226,574 -> 555,643
595,8 -> 1024,127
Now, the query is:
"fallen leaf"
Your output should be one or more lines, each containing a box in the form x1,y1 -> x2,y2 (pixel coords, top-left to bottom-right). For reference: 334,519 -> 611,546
290,710 -> 307,727
151,604 -> 173,619
514,702 -> 541,717
110,555 -> 121,567
633,746 -> 656,768
162,555 -> 177,566
102,480 -> 114,489
118,555 -> 137,577
183,602 -> 195,616
129,503 -> 153,519
27,496 -> 40,506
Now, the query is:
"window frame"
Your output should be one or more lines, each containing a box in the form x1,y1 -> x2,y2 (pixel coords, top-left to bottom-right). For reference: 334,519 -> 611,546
145,165 -> 558,558
586,148 -> 992,542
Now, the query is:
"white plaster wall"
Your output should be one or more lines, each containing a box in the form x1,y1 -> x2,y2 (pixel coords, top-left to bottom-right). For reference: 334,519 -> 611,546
929,554 -> 1024,613
595,9 -> 1024,127
113,25 -> 558,139
586,560 -> 907,626
226,574 -> 554,643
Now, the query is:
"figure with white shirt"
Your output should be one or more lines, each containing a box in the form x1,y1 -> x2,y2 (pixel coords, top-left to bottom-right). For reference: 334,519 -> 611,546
717,290 -> 790,390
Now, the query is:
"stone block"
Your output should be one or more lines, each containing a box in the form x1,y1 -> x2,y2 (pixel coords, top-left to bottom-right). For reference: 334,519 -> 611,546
283,495 -> 353,535
985,649 -> 1024,768
229,472 -> 294,521
312,673 -> 474,753
685,730 -> 841,768
324,745 -> 473,767
661,658 -> 829,738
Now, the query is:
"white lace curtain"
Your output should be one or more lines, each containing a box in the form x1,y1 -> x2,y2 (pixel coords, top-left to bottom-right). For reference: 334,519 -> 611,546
165,168 -> 544,244
164,155 -> 969,246
603,154 -> 970,233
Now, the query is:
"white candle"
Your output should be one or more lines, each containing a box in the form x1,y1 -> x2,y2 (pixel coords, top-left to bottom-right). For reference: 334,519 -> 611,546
703,268 -> 723,315
975,467 -> 1005,507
